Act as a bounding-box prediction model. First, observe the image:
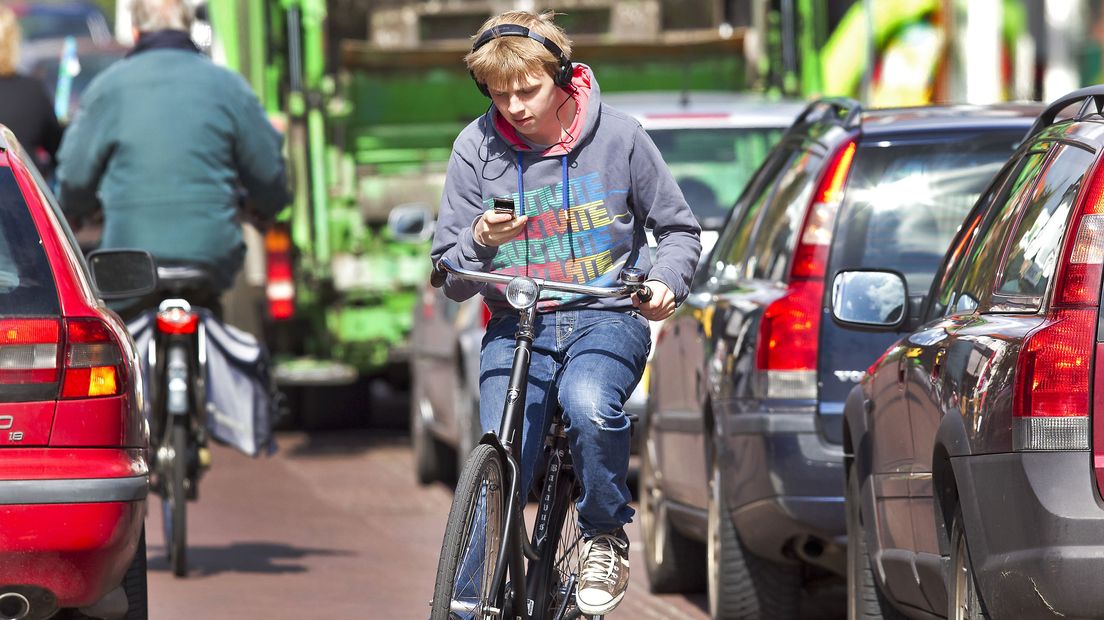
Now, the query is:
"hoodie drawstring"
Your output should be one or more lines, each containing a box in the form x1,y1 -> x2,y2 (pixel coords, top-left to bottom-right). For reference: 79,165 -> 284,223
562,155 -> 575,261
517,151 -> 528,276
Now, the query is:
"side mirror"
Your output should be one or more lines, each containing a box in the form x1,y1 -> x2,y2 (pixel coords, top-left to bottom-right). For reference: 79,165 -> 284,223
388,203 -> 434,243
87,249 -> 157,300
831,270 -> 907,329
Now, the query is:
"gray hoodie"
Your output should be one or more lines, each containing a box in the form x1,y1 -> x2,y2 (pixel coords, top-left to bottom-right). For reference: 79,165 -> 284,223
430,65 -> 701,314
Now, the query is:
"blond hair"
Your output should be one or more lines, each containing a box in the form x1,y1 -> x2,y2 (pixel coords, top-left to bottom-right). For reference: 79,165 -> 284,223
0,6 -> 20,76
129,0 -> 194,33
465,10 -> 572,92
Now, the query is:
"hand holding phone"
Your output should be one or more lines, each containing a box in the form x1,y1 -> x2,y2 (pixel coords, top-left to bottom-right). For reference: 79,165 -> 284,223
475,198 -> 526,247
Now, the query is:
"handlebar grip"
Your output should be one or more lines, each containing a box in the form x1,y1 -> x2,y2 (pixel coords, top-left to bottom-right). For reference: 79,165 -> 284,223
635,285 -> 653,304
430,265 -> 447,288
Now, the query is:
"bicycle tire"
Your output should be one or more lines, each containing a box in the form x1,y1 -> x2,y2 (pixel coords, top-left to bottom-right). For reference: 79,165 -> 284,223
431,444 -> 507,620
167,418 -> 188,577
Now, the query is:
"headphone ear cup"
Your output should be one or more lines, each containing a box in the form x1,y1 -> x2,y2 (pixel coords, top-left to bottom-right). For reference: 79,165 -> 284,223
470,69 -> 491,98
557,61 -> 574,88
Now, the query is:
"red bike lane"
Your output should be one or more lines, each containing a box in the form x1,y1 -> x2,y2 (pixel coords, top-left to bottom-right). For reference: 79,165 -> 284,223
146,428 -> 834,618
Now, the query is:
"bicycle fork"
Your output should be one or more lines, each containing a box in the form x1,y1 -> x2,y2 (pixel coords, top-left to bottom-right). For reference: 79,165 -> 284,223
485,305 -> 545,620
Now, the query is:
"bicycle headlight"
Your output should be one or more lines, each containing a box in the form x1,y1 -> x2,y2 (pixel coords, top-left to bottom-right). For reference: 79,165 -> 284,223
505,277 -> 539,310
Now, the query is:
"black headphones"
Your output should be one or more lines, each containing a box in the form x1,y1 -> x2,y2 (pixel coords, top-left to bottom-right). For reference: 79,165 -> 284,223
469,24 -> 574,97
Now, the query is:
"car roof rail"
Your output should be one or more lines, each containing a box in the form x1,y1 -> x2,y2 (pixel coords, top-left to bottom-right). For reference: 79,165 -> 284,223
1027,85 -> 1104,137
792,97 -> 863,130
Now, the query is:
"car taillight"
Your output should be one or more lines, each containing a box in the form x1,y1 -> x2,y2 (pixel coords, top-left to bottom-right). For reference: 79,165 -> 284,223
1016,166 -> 1104,451
265,224 -> 295,321
792,141 -> 856,279
61,318 -> 125,399
0,319 -> 61,401
1056,170 -> 1104,305
1013,309 -> 1093,450
156,307 -> 199,335
0,318 -> 126,401
755,139 -> 856,399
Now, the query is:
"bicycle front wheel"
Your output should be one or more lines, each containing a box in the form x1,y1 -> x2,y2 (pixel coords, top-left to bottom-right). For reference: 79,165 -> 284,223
431,444 -> 507,620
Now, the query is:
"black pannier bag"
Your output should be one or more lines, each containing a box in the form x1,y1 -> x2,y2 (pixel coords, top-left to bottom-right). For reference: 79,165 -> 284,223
127,310 -> 278,457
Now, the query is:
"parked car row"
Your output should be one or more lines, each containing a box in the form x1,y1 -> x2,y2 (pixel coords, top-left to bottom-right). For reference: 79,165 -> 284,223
653,88 -> 1104,619
643,97 -> 1042,619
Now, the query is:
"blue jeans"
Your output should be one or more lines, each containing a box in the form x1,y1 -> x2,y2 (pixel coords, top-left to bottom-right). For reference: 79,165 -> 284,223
479,309 -> 650,536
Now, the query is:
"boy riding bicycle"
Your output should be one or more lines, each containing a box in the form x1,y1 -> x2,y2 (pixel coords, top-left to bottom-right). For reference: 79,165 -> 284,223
430,10 -> 701,615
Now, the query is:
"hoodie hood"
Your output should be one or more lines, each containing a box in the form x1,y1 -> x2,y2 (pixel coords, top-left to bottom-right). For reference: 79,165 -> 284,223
490,64 -> 599,157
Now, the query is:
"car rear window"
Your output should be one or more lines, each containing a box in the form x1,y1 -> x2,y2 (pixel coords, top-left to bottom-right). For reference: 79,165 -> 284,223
649,127 -> 786,230
995,143 -> 1095,304
19,14 -> 97,41
0,167 -> 60,316
828,132 -> 1024,295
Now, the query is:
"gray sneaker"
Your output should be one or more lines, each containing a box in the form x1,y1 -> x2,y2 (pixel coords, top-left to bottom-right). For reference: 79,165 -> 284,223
576,529 -> 630,615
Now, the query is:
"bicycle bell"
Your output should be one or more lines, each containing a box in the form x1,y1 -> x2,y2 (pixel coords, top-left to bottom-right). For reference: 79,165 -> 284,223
620,267 -> 646,287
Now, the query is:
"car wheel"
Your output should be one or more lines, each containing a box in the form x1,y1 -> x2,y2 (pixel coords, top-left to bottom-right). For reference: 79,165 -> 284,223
846,463 -> 905,620
123,525 -> 149,619
950,507 -> 988,620
708,454 -> 800,620
639,423 -> 705,593
411,371 -> 452,485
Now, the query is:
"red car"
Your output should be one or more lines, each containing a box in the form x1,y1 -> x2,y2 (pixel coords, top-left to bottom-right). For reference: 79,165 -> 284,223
0,126 -> 153,619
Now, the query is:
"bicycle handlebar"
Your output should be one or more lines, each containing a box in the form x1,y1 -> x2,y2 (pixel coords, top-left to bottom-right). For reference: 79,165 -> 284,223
434,259 -> 652,303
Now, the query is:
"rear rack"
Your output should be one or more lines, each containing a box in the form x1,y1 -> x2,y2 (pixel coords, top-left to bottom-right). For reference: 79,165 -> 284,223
792,97 -> 863,130
1027,85 -> 1104,137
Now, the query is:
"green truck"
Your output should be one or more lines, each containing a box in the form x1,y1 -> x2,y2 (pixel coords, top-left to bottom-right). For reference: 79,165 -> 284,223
178,0 -> 757,423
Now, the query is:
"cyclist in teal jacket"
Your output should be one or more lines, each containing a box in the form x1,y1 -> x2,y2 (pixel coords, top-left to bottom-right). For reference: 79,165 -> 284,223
57,0 -> 288,299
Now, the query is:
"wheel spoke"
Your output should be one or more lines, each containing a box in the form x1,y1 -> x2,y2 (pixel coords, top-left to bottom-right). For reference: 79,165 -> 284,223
450,469 -> 502,617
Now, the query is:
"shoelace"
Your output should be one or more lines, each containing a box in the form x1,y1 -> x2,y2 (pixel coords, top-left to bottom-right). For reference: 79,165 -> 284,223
580,534 -> 627,586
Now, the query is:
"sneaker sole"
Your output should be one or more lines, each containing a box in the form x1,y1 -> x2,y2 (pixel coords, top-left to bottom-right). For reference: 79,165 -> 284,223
576,590 -> 626,616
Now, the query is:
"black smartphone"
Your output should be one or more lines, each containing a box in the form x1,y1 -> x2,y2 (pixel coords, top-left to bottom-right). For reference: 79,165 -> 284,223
493,197 -> 515,217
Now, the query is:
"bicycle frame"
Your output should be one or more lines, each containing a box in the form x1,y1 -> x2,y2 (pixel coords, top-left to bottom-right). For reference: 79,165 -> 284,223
435,260 -> 648,619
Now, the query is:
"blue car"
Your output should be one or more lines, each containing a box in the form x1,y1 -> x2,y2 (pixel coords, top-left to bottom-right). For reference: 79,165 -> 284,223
11,1 -> 112,44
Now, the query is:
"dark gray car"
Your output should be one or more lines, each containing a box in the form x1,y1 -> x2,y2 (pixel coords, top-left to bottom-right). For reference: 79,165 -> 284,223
643,99 -> 1041,618
839,87 -> 1104,618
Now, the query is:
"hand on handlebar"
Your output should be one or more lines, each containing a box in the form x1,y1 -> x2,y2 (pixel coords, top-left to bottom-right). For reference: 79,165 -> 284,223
633,280 -> 675,321
473,211 -> 529,247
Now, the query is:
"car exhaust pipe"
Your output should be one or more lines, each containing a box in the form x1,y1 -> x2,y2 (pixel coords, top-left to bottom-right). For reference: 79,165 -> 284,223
0,592 -> 30,620
793,535 -> 846,576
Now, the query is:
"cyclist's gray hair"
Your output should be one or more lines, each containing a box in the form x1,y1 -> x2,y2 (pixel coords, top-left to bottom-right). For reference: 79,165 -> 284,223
129,0 -> 194,33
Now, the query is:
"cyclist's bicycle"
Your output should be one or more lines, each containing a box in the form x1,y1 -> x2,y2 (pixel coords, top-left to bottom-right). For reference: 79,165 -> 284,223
142,262 -> 218,578
429,259 -> 651,620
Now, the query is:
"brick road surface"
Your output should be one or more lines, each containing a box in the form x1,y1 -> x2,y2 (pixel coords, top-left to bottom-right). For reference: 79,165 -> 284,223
147,428 -> 842,619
